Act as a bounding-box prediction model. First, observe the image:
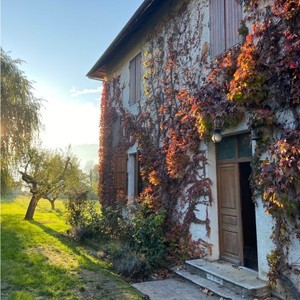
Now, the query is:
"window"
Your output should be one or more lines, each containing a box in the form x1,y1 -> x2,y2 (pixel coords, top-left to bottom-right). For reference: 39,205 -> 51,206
129,53 -> 141,105
216,134 -> 252,161
210,0 -> 242,57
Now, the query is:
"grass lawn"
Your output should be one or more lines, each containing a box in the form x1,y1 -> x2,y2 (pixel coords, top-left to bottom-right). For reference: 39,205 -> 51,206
1,196 -> 144,300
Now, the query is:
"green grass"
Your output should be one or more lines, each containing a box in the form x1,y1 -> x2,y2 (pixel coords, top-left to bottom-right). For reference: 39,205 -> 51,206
1,196 -> 143,300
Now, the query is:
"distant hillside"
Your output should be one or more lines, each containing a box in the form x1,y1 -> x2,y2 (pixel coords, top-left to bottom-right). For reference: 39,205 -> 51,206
72,144 -> 98,171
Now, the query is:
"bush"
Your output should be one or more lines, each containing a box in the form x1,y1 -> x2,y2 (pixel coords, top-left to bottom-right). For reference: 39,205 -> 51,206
100,204 -> 129,238
65,191 -> 102,241
131,204 -> 166,266
102,201 -> 167,267
106,243 -> 151,279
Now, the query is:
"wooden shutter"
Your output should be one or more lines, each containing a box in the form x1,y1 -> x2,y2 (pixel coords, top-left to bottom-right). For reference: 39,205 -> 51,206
225,0 -> 242,49
210,0 -> 225,57
135,53 -> 141,102
129,53 -> 141,105
129,58 -> 136,105
114,154 -> 127,194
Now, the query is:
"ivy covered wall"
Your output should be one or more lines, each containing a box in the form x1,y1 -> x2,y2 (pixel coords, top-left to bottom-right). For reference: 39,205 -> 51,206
97,0 -> 299,296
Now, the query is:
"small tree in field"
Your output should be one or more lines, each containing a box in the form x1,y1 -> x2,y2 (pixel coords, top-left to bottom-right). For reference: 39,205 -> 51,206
84,162 -> 99,200
19,147 -> 86,220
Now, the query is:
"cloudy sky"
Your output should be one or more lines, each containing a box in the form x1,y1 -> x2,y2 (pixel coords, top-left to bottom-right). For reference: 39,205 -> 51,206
2,0 -> 143,148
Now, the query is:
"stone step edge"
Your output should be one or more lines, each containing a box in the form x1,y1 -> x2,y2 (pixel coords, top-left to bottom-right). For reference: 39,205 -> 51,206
171,266 -> 248,300
185,260 -> 269,293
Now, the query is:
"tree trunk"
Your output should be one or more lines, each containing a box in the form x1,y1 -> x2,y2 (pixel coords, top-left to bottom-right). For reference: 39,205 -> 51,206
24,194 -> 40,220
50,200 -> 55,211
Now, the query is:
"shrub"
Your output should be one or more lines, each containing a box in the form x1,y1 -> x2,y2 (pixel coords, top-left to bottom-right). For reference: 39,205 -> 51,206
107,243 -> 151,279
102,200 -> 167,267
65,191 -> 102,241
130,204 -> 167,267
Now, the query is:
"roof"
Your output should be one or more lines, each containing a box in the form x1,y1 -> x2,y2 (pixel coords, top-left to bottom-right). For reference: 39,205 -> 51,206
87,0 -> 162,80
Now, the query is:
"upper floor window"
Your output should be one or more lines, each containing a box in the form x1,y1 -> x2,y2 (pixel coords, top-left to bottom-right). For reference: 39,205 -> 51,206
129,53 -> 141,105
210,0 -> 242,57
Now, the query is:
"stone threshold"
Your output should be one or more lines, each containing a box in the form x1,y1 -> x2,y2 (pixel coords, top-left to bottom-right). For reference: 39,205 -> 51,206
171,259 -> 271,300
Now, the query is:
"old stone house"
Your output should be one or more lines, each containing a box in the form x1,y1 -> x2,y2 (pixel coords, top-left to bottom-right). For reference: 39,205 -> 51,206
88,0 -> 299,298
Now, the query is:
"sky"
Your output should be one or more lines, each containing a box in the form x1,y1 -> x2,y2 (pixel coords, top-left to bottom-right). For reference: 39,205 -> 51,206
1,0 -> 144,149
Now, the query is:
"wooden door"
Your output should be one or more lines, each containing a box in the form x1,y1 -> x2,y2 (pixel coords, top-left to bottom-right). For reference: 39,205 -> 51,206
218,163 -> 243,265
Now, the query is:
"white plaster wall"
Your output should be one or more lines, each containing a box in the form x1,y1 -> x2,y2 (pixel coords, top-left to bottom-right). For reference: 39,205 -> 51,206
205,142 -> 220,260
251,143 -> 300,283
287,232 -> 300,292
189,139 -> 220,260
255,197 -> 276,280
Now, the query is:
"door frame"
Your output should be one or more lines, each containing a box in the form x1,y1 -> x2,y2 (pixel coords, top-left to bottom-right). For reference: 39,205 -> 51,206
216,133 -> 253,265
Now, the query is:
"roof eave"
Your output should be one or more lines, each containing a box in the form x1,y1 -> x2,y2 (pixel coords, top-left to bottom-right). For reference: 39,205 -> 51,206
87,68 -> 107,81
86,0 -> 156,80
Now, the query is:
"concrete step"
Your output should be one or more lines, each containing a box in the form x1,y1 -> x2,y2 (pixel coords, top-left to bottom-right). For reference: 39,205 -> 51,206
171,259 -> 270,299
171,266 -> 246,300
132,278 -> 222,300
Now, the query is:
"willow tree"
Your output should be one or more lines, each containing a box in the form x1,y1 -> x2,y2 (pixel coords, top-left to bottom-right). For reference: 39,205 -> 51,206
1,49 -> 41,194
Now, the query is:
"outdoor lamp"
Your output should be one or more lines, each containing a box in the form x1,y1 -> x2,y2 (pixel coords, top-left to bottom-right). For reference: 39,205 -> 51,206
250,128 -> 261,141
212,129 -> 222,143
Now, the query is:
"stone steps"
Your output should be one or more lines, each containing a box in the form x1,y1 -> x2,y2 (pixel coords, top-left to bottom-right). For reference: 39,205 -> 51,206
171,259 -> 271,300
